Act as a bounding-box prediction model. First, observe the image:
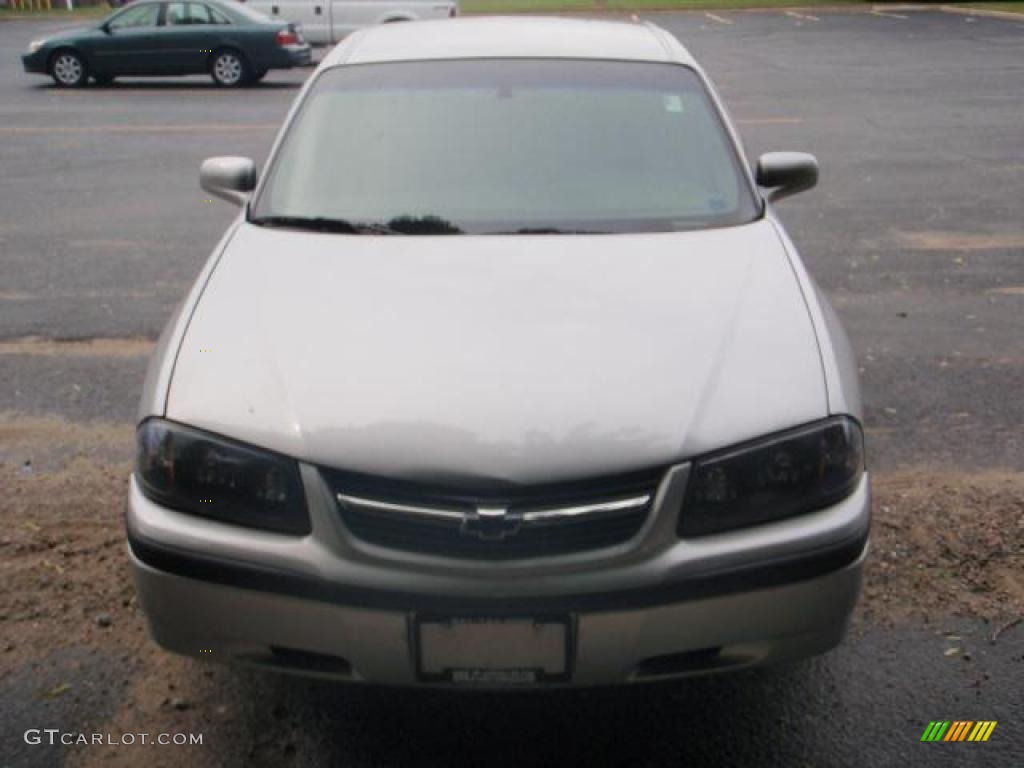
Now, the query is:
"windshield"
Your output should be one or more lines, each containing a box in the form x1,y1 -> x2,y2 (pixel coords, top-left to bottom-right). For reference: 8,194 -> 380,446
251,59 -> 760,235
104,2 -> 160,29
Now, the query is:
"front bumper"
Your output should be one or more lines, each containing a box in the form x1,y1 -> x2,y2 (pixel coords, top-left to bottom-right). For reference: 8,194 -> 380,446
126,467 -> 870,686
130,544 -> 864,686
22,50 -> 48,74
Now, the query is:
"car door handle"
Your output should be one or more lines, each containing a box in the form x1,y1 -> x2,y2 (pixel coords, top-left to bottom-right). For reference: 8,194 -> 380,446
315,6 -> 322,14
271,5 -> 279,13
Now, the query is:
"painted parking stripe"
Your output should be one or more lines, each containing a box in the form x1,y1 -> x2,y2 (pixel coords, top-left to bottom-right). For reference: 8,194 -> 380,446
704,12 -> 733,25
785,10 -> 820,21
735,117 -> 804,125
871,7 -> 909,19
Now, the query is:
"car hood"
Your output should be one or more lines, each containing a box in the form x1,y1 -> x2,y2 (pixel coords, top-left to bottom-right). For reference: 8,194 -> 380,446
40,26 -> 99,44
167,219 -> 827,486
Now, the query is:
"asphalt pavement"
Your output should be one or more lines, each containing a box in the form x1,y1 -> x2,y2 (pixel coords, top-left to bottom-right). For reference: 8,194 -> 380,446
3,618 -> 1022,767
1,7 -> 1022,767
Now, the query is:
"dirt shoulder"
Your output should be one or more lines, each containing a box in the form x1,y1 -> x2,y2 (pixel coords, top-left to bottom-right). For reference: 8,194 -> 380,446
865,470 -> 1024,626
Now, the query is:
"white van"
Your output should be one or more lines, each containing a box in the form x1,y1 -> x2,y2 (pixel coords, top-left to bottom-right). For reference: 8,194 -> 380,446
236,0 -> 458,45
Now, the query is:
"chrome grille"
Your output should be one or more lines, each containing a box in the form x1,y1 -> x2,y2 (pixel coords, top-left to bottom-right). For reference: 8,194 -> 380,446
323,469 -> 663,560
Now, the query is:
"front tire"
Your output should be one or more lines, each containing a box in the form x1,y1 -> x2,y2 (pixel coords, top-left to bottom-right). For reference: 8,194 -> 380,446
50,50 -> 88,88
210,49 -> 249,88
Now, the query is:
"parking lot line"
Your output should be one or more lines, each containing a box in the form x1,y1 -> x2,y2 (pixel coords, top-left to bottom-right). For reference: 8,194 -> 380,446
871,8 -> 909,19
735,117 -> 804,125
3,123 -> 277,134
704,12 -> 733,25
785,10 -> 820,22
0,336 -> 155,358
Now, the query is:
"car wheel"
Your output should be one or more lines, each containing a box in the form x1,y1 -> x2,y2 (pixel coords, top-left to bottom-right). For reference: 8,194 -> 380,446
50,50 -> 88,88
210,50 -> 249,88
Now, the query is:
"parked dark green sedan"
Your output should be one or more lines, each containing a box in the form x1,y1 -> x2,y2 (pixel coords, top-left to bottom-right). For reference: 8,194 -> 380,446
22,0 -> 311,88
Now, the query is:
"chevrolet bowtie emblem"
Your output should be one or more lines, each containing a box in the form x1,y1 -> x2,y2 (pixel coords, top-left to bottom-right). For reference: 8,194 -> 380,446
461,506 -> 521,540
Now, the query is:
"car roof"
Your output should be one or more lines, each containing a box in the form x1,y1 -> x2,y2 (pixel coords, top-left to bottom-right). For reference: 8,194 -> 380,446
324,17 -> 697,69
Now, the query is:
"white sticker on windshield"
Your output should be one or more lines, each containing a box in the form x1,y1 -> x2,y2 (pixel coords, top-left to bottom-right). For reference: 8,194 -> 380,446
664,94 -> 684,113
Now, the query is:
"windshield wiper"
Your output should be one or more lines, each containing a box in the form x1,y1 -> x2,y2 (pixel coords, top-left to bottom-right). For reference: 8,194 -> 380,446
250,214 -> 464,235
489,227 -> 608,235
386,215 -> 463,235
249,215 -> 398,235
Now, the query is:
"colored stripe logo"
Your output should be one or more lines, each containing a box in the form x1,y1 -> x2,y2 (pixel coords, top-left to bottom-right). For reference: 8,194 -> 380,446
921,721 -> 997,742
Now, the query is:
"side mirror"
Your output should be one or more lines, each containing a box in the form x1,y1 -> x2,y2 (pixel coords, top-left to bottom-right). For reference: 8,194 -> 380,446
100,22 -> 112,34
755,152 -> 818,203
200,156 -> 257,206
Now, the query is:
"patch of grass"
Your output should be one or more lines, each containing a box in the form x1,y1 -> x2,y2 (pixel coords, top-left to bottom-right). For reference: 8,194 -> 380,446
961,2 -> 1024,13
462,0 -> 866,12
607,0 -> 864,8
0,4 -> 111,19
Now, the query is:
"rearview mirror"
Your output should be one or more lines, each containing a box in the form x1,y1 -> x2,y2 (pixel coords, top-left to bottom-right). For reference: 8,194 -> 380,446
755,152 -> 818,203
200,156 -> 257,206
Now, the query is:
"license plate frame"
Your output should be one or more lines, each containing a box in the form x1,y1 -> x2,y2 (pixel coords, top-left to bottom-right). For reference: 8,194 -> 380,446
413,614 -> 574,684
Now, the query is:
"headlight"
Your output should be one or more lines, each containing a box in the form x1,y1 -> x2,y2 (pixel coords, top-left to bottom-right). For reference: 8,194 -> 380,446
135,419 -> 310,535
28,40 -> 46,54
678,416 -> 864,537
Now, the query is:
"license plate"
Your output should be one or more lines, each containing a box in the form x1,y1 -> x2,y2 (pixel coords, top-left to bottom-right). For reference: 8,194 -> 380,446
415,616 -> 572,684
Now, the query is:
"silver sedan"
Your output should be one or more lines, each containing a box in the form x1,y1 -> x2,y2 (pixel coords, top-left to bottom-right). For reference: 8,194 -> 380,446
127,17 -> 869,687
